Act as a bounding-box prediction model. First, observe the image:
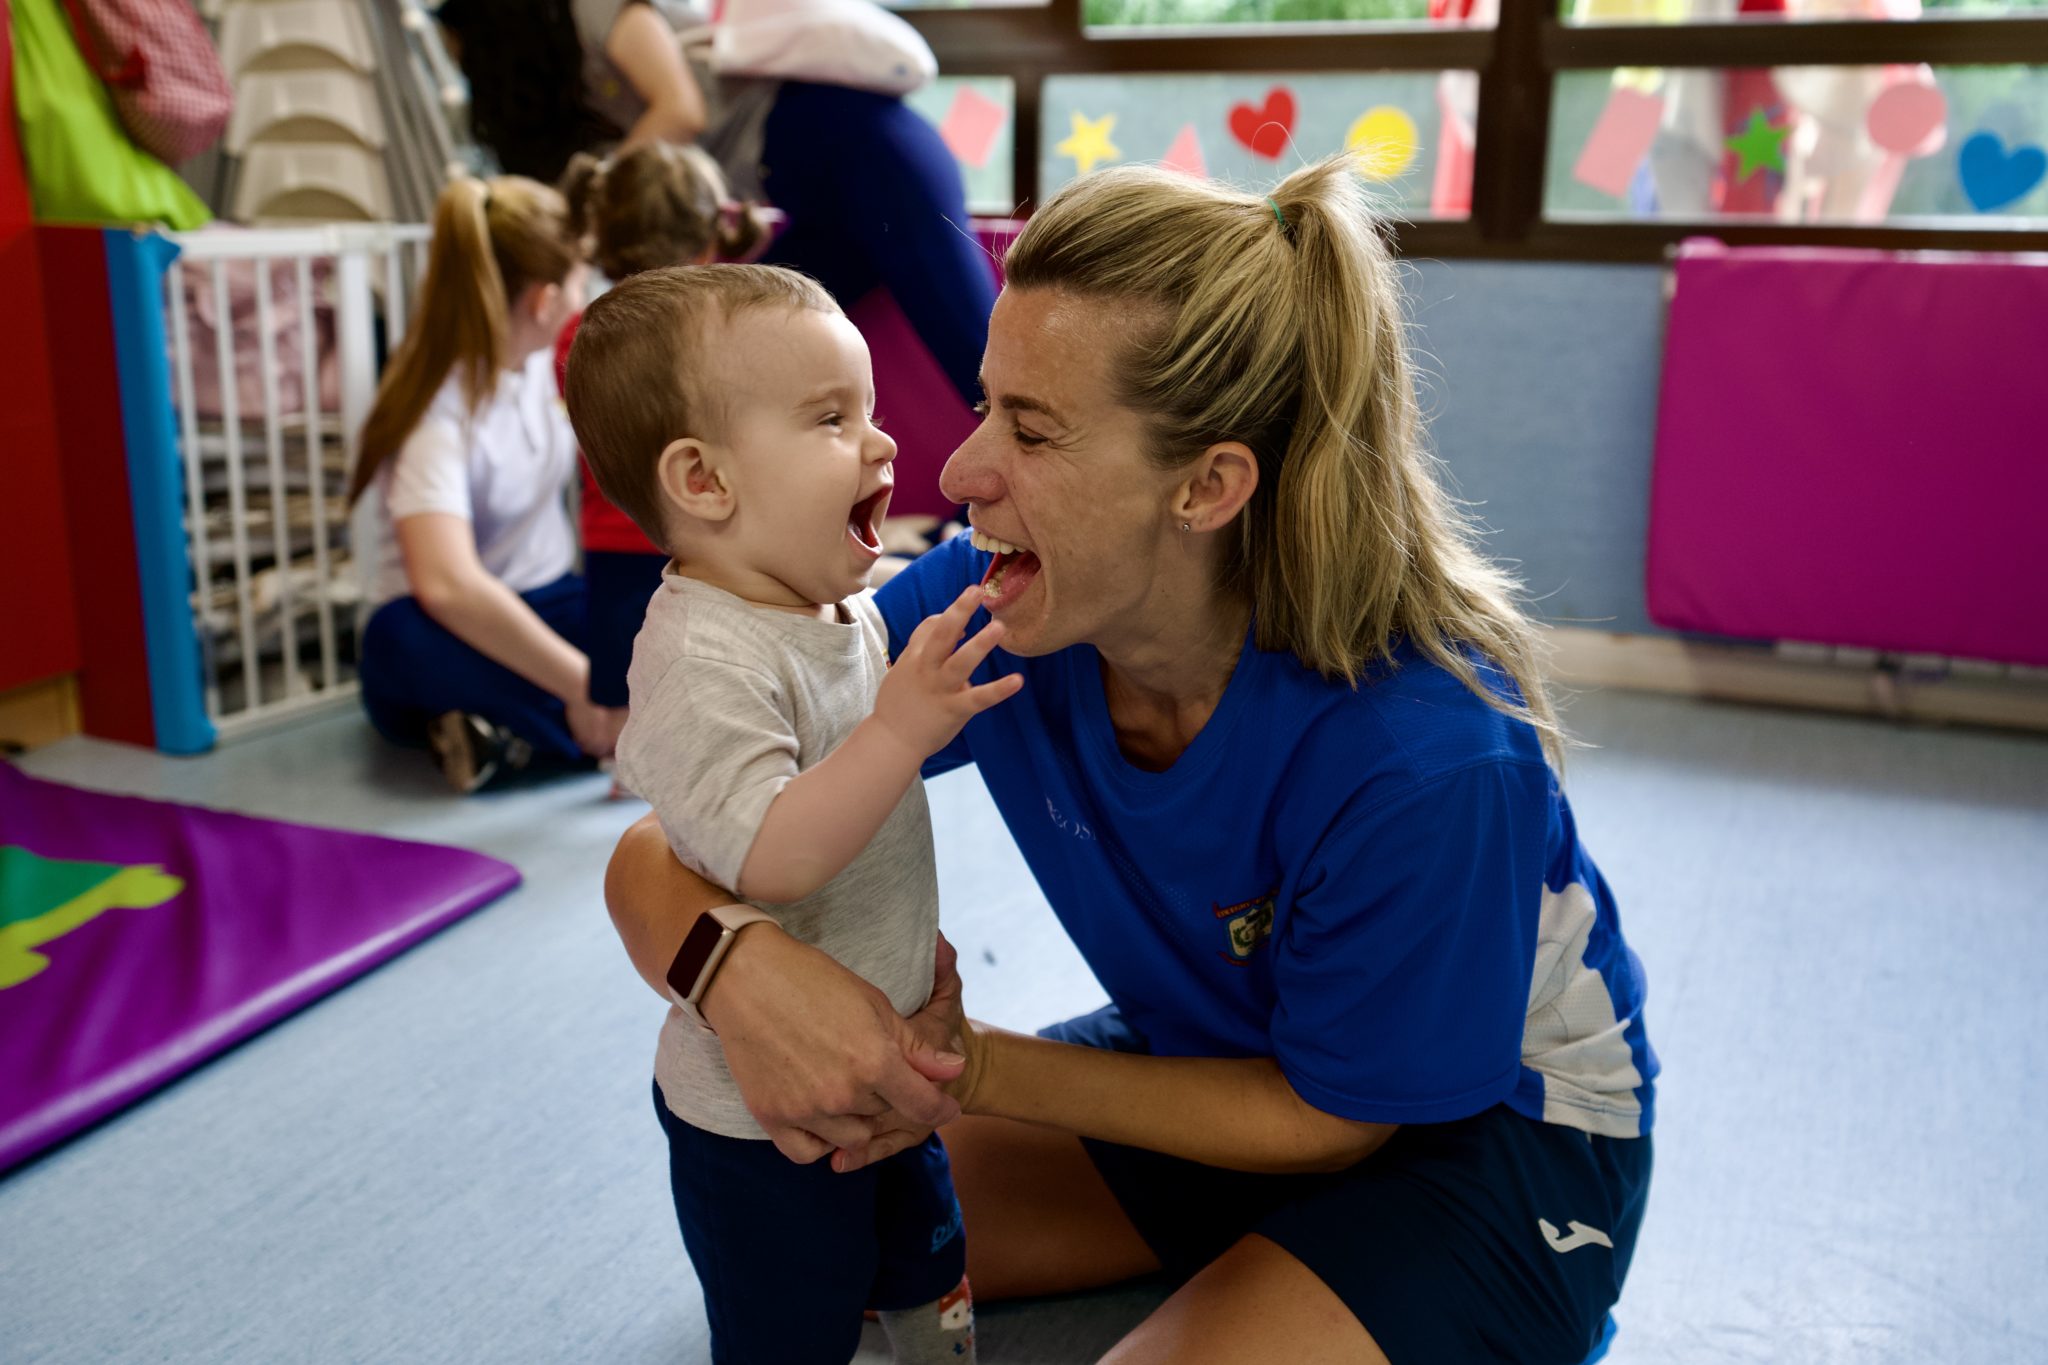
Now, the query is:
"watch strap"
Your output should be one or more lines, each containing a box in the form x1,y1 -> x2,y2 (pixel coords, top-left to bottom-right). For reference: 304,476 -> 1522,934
667,904 -> 778,1026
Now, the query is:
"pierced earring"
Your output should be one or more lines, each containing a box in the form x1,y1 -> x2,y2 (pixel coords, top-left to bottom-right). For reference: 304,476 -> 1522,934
1181,521 -> 1192,532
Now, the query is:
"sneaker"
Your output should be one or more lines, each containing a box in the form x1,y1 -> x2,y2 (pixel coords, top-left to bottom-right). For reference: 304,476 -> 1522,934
427,711 -> 531,794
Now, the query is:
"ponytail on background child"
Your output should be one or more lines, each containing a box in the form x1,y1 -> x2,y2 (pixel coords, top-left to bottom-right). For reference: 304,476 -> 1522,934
551,143 -> 775,720
352,174 -> 615,794
351,175 -> 583,506
560,142 -> 770,282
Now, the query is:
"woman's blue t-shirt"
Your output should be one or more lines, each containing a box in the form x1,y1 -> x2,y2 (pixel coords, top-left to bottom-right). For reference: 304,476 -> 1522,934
876,535 -> 1657,1137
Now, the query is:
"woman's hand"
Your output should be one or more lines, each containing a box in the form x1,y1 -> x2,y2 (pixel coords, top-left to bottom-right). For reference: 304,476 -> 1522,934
706,927 -> 969,1166
605,818 -> 965,1164
830,934 -> 985,1174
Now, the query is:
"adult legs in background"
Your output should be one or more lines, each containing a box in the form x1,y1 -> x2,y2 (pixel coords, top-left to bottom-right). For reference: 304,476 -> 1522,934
760,83 -> 997,409
358,574 -> 586,765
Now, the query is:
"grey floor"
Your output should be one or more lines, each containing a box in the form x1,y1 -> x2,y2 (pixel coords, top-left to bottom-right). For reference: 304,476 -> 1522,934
3,689 -> 2045,1364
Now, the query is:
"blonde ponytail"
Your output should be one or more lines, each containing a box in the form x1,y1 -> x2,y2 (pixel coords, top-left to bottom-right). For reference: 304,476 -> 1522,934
350,174 -> 581,505
1005,157 -> 1566,767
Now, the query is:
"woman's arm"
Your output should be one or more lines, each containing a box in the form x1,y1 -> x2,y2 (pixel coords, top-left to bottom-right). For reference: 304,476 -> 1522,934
951,1026 -> 1397,1177
397,512 -> 592,701
606,3 -> 708,148
605,814 -> 966,1164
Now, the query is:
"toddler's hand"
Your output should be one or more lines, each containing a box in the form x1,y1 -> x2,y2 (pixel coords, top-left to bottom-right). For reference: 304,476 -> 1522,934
872,585 -> 1024,759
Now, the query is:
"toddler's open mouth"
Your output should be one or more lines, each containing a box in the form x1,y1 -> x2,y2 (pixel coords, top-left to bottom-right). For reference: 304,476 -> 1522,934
848,488 -> 890,556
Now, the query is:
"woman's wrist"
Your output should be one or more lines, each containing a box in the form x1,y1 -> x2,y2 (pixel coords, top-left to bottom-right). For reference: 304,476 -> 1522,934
696,917 -> 797,1030
949,1017 -> 1002,1117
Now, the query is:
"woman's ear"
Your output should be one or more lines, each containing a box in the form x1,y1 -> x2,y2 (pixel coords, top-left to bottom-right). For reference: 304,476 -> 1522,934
1176,440 -> 1259,534
657,438 -> 734,522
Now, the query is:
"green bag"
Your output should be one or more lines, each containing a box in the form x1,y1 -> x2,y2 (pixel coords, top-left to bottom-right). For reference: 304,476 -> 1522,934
10,0 -> 210,229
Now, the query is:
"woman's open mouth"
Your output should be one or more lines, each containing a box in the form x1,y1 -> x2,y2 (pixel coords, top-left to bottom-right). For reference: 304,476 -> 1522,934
971,528 -> 1041,609
847,487 -> 890,558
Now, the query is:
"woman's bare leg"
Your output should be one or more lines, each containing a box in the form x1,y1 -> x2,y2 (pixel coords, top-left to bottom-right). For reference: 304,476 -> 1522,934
942,1114 -> 1161,1300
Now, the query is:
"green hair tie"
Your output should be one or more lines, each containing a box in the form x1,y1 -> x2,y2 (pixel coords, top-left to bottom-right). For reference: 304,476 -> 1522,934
1266,196 -> 1286,228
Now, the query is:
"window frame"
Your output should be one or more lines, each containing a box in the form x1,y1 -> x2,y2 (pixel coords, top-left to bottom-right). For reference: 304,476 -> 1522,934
899,2 -> 2048,259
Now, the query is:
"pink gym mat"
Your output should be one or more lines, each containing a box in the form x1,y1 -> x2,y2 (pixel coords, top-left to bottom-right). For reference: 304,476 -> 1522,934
1646,240 -> 2048,666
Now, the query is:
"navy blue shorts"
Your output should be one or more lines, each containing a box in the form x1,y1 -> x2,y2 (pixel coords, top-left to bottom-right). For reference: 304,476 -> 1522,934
583,551 -> 667,708
652,1082 -> 966,1365
1042,1007 -> 1652,1365
359,573 -> 589,764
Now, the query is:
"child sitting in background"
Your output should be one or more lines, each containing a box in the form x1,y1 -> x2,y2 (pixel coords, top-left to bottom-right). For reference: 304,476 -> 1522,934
565,264 -> 1017,1364
554,142 -> 772,738
350,174 -> 620,793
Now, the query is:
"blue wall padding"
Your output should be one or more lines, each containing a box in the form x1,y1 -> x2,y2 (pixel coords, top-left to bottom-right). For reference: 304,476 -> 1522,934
1407,261 -> 1668,638
102,229 -> 215,755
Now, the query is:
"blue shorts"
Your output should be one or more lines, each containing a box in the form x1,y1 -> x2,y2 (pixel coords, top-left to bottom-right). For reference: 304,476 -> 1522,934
652,1081 -> 966,1365
1042,1007 -> 1652,1365
359,573 -> 588,764
583,551 -> 666,709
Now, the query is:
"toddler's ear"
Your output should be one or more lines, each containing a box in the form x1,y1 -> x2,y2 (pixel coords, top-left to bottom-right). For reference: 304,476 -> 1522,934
657,438 -> 734,522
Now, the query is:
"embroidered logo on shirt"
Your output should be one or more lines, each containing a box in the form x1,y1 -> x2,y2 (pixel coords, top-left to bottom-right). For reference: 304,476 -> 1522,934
1214,890 -> 1277,966
1045,796 -> 1094,841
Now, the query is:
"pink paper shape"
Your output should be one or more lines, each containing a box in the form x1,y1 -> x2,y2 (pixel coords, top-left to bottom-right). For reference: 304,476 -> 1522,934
1865,81 -> 1947,157
1161,123 -> 1207,179
1572,88 -> 1665,199
936,85 -> 1009,171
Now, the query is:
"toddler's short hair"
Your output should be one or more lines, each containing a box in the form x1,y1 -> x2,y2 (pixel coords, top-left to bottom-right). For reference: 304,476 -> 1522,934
565,263 -> 839,544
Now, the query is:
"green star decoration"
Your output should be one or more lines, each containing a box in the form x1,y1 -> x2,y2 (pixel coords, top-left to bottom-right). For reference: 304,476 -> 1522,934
1726,109 -> 1788,183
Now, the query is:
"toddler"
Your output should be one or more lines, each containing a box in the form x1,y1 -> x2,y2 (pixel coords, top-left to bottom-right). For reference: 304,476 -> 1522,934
565,262 -> 1017,1364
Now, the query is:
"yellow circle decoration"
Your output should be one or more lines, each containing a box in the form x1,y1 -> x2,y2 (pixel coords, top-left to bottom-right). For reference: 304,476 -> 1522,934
1347,107 -> 1419,181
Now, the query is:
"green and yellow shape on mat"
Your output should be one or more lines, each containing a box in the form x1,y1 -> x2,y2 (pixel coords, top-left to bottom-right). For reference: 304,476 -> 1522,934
0,845 -> 183,989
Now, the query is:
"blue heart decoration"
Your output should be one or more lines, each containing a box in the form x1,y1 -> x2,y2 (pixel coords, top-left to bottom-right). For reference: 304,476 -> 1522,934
1957,131 -> 2047,213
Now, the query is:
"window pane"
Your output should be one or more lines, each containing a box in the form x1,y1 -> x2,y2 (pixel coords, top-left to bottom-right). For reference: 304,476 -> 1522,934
1087,0 -> 1492,33
1545,65 -> 2048,224
1559,1 -> 2048,23
905,77 -> 1017,215
1040,72 -> 1475,218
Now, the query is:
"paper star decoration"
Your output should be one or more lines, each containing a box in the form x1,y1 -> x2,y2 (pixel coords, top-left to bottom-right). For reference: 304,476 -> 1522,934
1057,112 -> 1120,176
1725,109 -> 1788,182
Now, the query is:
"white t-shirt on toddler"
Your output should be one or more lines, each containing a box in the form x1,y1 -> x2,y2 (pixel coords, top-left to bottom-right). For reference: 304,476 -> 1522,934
368,348 -> 578,608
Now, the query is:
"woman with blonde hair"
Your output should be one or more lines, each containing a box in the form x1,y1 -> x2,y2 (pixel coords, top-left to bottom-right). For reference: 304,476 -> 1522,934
604,156 -> 1657,1362
351,175 -> 619,792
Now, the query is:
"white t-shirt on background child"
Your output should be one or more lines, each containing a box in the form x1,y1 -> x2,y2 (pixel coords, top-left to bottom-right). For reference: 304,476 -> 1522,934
368,348 -> 578,608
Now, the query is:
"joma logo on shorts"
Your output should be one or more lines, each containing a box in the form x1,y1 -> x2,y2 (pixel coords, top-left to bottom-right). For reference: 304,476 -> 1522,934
1214,891 -> 1277,966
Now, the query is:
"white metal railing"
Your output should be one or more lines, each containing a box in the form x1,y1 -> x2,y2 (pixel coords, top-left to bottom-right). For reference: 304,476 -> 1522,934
164,223 -> 431,739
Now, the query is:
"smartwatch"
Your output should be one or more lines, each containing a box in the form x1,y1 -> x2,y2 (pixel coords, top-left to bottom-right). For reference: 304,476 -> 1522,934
666,904 -> 778,1028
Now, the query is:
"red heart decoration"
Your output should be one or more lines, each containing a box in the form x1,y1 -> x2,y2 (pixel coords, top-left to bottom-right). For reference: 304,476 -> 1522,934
1227,87 -> 1297,160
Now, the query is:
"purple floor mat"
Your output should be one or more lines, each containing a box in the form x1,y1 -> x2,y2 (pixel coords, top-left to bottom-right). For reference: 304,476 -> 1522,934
0,763 -> 520,1172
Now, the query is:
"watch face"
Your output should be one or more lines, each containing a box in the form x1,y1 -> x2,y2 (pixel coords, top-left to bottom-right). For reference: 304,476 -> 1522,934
667,913 -> 728,1003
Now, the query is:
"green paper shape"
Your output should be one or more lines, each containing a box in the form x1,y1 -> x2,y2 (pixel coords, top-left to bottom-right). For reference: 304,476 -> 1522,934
0,846 -> 184,989
1726,109 -> 1788,183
